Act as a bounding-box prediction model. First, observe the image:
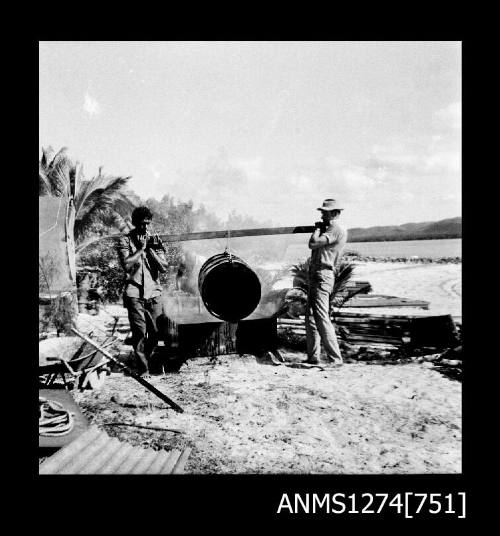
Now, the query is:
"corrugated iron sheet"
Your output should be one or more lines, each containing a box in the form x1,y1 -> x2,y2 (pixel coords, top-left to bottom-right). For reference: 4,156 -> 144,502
39,425 -> 191,475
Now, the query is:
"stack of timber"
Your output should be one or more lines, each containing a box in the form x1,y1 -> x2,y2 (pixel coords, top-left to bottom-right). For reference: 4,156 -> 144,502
39,425 -> 191,474
278,312 -> 458,350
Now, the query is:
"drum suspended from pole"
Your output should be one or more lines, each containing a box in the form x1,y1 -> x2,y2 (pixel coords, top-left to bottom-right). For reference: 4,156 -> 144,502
198,252 -> 261,322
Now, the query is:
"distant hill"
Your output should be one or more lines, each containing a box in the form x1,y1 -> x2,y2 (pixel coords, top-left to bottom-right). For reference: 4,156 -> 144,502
347,217 -> 461,242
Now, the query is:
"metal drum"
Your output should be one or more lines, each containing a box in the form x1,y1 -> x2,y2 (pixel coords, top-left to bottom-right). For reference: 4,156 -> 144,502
198,252 -> 261,322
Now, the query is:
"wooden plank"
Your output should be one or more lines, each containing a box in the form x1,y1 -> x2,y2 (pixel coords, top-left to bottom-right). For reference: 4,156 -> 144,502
352,347 -> 399,350
332,311 -> 422,320
77,226 -> 316,252
343,295 -> 429,308
278,318 -> 409,328
277,318 -> 305,325
278,318 -> 408,329
159,226 -> 316,243
334,317 -> 409,324
345,335 -> 402,343
278,330 -> 403,343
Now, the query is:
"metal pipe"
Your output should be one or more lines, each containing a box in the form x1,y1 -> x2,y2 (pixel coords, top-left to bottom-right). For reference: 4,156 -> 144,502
71,328 -> 184,412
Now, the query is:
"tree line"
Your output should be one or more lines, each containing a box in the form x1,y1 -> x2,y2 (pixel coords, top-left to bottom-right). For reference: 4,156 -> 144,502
348,232 -> 461,243
39,146 -> 277,303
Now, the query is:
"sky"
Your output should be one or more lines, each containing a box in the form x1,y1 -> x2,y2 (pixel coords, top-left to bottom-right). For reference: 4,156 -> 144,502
39,41 -> 461,229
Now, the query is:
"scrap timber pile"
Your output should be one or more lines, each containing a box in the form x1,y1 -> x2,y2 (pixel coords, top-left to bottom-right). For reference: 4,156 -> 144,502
277,312 -> 462,381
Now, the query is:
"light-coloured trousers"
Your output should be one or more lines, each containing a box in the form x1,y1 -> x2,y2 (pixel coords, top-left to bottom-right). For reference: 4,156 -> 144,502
305,270 -> 342,362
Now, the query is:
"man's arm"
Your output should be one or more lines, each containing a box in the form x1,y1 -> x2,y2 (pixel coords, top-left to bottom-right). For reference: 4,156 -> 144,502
309,228 -> 329,250
117,235 -> 146,272
147,248 -> 169,272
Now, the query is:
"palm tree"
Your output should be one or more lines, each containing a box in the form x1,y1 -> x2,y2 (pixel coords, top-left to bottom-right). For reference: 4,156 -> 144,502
39,146 -> 135,244
289,258 -> 372,316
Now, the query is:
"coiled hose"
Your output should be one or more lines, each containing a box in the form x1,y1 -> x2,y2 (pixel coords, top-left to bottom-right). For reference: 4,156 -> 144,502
39,397 -> 75,437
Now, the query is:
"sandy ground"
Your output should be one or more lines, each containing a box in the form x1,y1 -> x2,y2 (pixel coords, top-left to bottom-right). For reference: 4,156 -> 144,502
72,353 -> 461,474
64,261 -> 462,474
351,262 -> 462,318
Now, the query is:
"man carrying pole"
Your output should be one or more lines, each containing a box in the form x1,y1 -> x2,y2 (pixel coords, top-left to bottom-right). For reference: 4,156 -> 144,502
305,199 -> 347,365
117,206 -> 169,376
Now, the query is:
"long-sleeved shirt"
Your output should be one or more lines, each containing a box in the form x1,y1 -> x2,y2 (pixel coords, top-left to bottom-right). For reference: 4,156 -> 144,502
116,231 -> 164,299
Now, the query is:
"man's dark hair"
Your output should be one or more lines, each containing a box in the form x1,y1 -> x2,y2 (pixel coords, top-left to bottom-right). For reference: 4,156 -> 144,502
131,206 -> 153,226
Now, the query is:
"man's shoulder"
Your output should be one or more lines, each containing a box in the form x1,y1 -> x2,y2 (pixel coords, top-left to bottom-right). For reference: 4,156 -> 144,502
117,232 -> 133,247
327,221 -> 347,237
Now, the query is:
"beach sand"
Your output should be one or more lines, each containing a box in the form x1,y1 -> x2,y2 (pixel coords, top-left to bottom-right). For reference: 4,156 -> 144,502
73,353 -> 461,474
68,260 -> 462,474
350,261 -> 461,318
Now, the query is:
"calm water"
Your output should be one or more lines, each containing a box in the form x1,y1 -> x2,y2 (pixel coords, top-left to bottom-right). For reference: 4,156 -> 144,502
282,238 -> 461,264
345,238 -> 461,259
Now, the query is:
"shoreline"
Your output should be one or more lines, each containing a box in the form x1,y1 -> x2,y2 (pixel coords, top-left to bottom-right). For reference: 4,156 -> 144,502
269,259 -> 461,319
344,254 -> 461,264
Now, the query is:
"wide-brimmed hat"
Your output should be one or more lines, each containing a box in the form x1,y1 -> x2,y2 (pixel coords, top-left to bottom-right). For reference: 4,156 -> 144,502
317,198 -> 344,211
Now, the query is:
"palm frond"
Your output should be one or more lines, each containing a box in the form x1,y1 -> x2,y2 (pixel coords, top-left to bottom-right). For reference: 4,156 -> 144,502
289,258 -> 359,315
44,154 -> 73,197
290,259 -> 310,292
331,284 -> 371,310
38,164 -> 51,196
332,261 -> 355,297
40,146 -> 55,169
48,146 -> 69,166
93,209 -> 132,232
74,173 -> 130,217
74,173 -> 132,243
39,146 -> 73,197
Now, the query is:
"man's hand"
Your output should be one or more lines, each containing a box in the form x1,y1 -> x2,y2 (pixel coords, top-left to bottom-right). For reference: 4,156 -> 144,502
309,222 -> 328,250
147,234 -> 166,251
314,221 -> 326,233
136,234 -> 148,251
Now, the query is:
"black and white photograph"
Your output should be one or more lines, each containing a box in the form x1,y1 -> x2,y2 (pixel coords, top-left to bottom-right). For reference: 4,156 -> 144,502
38,41 -> 462,492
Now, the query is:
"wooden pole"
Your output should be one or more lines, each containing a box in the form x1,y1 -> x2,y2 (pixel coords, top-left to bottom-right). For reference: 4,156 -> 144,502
71,328 -> 184,413
156,226 -> 316,243
76,225 -> 316,253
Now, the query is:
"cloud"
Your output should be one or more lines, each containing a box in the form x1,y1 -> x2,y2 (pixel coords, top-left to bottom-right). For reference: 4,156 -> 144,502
434,101 -> 461,131
149,161 -> 167,180
83,92 -> 101,116
146,97 -> 462,228
422,150 -> 460,174
260,89 -> 292,146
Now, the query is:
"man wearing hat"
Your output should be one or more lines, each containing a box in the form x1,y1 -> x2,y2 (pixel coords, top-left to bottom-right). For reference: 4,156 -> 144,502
305,198 -> 348,364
